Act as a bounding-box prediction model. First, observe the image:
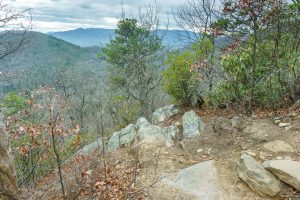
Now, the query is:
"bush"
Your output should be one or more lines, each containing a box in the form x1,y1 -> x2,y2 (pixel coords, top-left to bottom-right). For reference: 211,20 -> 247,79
162,51 -> 199,106
2,92 -> 27,115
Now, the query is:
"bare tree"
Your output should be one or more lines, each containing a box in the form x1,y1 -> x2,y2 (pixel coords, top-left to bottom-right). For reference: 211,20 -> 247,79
0,0 -> 32,59
174,0 -> 221,41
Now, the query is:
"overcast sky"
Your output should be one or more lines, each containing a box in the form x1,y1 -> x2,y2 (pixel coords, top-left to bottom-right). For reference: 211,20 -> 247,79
7,0 -> 186,32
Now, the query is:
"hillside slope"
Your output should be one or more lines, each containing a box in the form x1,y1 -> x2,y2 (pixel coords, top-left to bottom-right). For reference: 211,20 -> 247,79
1,31 -> 100,71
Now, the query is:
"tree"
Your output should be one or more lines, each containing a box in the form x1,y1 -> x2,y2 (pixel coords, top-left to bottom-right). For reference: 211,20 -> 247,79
102,5 -> 163,117
174,0 -> 221,41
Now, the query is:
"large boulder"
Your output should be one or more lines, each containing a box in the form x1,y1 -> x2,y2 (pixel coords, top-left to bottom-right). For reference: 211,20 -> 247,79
263,140 -> 294,153
182,110 -> 205,138
136,117 -> 179,147
171,160 -> 223,200
106,124 -> 136,151
263,160 -> 300,191
151,105 -> 179,124
0,116 -> 18,200
237,154 -> 281,196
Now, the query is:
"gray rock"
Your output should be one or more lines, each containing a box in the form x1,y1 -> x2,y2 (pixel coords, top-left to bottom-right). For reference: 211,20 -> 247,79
136,117 -> 151,130
243,123 -> 269,142
237,154 -> 281,196
80,124 -> 137,155
263,160 -> 300,191
137,121 -> 179,147
211,116 -> 235,134
151,105 -> 179,124
137,124 -> 166,143
80,137 -> 104,155
172,160 -> 223,200
163,125 -> 180,147
106,124 -> 136,151
263,140 -> 294,153
182,110 -> 205,138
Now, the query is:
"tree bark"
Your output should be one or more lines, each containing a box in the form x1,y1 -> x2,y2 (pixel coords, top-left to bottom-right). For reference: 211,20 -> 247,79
0,113 -> 19,200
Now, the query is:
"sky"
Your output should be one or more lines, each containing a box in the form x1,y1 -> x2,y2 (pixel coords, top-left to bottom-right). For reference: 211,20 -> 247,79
7,0 -> 187,32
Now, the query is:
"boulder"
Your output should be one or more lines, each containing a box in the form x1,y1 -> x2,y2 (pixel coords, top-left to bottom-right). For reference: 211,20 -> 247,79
151,105 -> 179,124
172,160 -> 223,200
211,116 -> 235,134
0,114 -> 18,200
163,125 -> 180,147
136,117 -> 151,129
263,160 -> 300,191
263,140 -> 294,153
137,124 -> 166,143
182,110 -> 205,138
136,118 -> 179,147
106,124 -> 136,151
78,124 -> 137,155
243,122 -> 269,142
237,154 -> 281,196
80,137 -> 104,155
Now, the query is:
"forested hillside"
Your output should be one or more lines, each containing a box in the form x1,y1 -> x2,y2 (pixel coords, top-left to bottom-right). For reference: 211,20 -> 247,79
0,32 -> 102,94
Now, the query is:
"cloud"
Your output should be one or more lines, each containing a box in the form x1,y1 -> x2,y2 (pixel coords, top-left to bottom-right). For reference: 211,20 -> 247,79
5,0 -> 185,32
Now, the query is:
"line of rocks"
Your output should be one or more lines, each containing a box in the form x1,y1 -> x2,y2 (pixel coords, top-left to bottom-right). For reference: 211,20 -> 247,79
77,105 -> 205,156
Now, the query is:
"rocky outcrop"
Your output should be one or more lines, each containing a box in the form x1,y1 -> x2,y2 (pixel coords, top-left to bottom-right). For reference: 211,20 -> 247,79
106,124 -> 136,151
136,117 -> 179,147
237,154 -> 281,196
172,160 -> 223,200
182,110 -> 205,138
151,105 -> 179,125
0,117 -> 18,200
77,124 -> 136,155
264,160 -> 300,191
263,140 -> 294,153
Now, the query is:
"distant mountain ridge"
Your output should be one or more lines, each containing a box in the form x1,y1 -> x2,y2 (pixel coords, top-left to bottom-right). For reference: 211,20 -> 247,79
49,28 -> 198,47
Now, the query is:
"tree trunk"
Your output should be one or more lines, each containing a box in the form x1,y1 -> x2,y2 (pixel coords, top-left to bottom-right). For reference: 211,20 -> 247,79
0,115 -> 19,200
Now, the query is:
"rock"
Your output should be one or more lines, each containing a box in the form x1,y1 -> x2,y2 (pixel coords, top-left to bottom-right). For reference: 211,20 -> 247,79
279,123 -> 290,128
237,154 -> 281,196
172,160 -> 223,199
151,105 -> 179,124
182,110 -> 205,138
276,156 -> 283,160
80,137 -> 104,155
263,160 -> 300,191
211,116 -> 235,134
137,120 -> 179,147
0,115 -> 19,200
263,140 -> 294,153
243,123 -> 269,142
106,124 -> 137,151
274,120 -> 281,125
164,125 -> 180,147
136,117 -> 151,129
197,149 -> 203,153
246,150 -> 257,157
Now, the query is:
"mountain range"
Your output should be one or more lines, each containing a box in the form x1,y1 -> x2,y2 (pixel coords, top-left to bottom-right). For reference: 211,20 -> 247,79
49,28 -> 198,47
